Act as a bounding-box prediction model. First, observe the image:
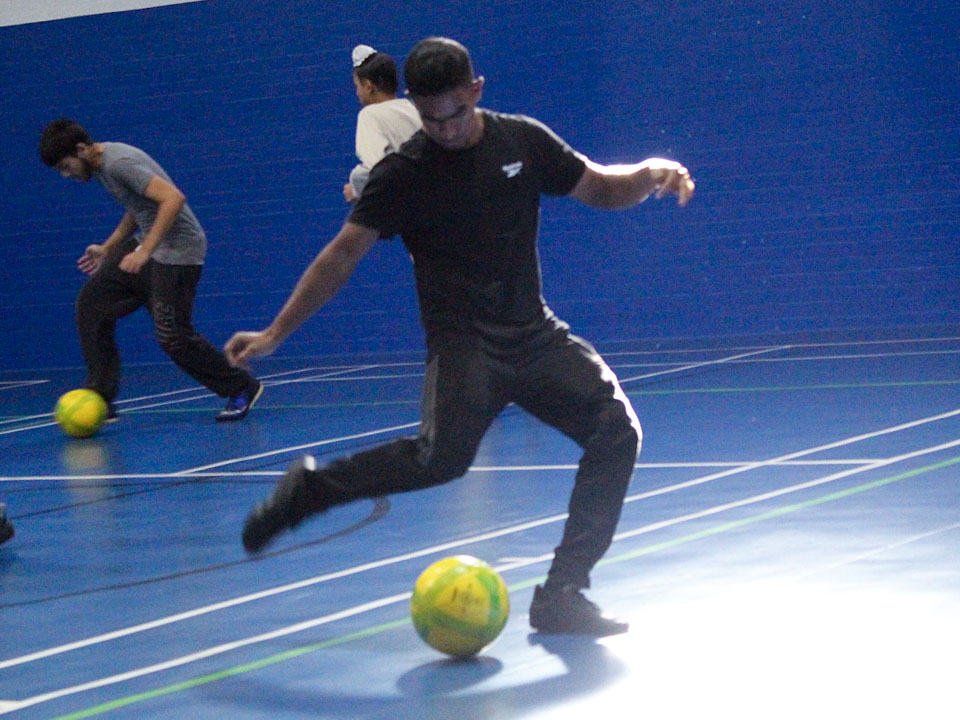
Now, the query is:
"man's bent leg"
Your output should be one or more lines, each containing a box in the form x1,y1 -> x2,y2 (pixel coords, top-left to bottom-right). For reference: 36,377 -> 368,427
147,263 -> 259,419
242,439 -> 431,552
243,338 -> 510,552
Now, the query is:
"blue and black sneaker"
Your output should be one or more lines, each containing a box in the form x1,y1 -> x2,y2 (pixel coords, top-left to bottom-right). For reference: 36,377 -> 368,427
216,380 -> 263,422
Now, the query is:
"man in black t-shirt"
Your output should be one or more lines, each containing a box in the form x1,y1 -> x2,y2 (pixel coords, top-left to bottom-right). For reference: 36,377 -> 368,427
226,37 -> 694,636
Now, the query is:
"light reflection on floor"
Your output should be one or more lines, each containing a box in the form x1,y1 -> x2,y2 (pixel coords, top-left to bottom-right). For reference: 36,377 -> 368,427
529,580 -> 959,720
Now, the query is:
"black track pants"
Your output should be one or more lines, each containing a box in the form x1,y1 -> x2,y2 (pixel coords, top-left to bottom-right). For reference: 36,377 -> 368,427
307,326 -> 642,590
75,238 -> 254,402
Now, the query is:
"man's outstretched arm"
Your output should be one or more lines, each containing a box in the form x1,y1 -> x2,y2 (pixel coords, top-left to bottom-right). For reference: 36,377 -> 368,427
225,221 -> 380,366
569,157 -> 695,210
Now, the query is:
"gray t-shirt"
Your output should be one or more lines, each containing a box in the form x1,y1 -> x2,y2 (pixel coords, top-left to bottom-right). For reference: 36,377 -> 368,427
93,142 -> 206,265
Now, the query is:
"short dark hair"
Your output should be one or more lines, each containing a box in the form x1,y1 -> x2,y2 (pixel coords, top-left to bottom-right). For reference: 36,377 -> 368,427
39,119 -> 93,167
355,52 -> 399,95
404,37 -> 474,97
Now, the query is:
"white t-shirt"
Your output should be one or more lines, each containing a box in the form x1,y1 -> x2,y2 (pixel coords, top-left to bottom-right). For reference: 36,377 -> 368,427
350,98 -> 422,196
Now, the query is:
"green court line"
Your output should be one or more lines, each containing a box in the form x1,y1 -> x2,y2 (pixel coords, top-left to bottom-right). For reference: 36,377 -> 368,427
509,453 -> 960,591
50,620 -> 411,720
48,453 -> 960,719
598,453 -> 960,566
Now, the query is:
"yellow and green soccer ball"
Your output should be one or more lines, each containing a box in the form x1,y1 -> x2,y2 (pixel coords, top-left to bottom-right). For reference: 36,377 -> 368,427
411,555 -> 509,657
54,389 -> 107,438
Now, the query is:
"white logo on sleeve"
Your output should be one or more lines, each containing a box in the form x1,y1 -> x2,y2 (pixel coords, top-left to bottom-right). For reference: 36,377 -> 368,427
501,161 -> 523,178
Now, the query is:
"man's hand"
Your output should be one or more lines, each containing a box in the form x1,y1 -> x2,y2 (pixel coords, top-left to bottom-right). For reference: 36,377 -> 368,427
343,183 -> 357,203
118,246 -> 149,274
225,330 -> 280,368
77,244 -> 106,275
648,160 -> 695,207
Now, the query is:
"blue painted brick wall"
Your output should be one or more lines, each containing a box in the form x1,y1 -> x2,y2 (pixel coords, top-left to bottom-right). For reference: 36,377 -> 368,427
2,0 -> 957,370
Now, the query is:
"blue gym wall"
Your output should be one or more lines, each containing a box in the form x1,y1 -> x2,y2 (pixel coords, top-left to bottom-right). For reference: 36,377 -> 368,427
1,0 -> 957,371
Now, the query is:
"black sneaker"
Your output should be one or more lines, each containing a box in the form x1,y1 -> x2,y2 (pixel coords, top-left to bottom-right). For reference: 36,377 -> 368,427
216,380 -> 263,422
242,455 -> 342,553
0,504 -> 14,546
529,583 -> 629,636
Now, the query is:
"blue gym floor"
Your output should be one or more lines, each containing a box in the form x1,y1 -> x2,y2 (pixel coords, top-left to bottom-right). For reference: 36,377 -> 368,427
2,334 -> 959,719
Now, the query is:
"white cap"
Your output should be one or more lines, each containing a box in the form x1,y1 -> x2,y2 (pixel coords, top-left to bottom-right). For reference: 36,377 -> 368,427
352,44 -> 377,68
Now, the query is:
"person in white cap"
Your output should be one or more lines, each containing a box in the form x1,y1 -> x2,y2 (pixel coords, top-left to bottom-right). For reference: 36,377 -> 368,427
343,45 -> 422,203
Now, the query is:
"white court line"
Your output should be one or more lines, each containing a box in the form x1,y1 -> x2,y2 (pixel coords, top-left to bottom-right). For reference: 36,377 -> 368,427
0,348 -> 955,672
4,337 -> 956,430
772,336 -> 960,349
613,348 -> 960,368
0,420 -> 420,482
0,366 -> 374,436
0,471 -> 285,483
0,513 -> 573,673
280,373 -> 425,382
172,422 -> 422,475
4,433 -> 960,713
109,365 -> 347,406
0,593 -> 413,715
3,340 -> 940,438
74,365 -> 382,420
259,366 -> 382,385
166,347 -> 786,476
116,365 -> 383,416
0,419 -> 61,436
471,459 -> 881,471
0,460 -> 883,484
3,407 -> 957,675
618,346 -> 789,383
604,407 -> 960,502
0,380 -> 50,391
765,519 -> 960,585
601,335 -> 960,357
0,366 -> 327,427
612,436 -> 960,543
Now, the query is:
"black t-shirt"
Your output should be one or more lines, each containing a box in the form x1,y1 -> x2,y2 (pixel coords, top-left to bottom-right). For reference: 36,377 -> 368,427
349,109 -> 586,344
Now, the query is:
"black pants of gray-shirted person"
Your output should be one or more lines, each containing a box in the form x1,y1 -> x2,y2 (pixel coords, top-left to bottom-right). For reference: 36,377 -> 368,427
76,237 -> 254,404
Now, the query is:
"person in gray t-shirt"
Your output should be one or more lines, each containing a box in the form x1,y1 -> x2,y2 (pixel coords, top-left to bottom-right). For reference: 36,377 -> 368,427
39,119 -> 262,422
